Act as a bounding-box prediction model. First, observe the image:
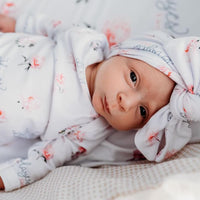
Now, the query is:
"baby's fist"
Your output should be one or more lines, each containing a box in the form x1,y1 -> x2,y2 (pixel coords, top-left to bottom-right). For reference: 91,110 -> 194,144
0,14 -> 16,33
0,177 -> 4,190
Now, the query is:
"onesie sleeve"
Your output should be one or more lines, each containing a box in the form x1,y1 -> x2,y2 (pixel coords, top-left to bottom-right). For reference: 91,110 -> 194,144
15,13 -> 66,39
0,118 -> 109,191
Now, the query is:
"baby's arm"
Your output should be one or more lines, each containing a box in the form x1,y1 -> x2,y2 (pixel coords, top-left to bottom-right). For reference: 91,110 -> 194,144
0,13 -> 65,39
16,14 -> 65,39
0,120 -> 108,192
0,134 -> 80,191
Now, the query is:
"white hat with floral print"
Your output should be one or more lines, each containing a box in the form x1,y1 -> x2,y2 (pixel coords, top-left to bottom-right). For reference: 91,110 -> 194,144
107,31 -> 200,162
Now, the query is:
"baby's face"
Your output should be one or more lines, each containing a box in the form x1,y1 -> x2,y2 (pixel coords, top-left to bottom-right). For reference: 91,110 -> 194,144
90,56 -> 175,130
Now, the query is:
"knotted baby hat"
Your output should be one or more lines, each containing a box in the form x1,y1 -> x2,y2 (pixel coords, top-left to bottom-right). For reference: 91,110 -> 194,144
107,31 -> 200,162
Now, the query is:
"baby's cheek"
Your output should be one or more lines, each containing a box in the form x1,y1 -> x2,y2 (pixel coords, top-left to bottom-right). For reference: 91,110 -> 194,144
109,117 -> 136,131
91,93 -> 102,115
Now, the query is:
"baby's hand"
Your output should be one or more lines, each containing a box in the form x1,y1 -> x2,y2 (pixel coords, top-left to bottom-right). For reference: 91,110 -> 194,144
0,177 -> 5,190
0,14 -> 16,33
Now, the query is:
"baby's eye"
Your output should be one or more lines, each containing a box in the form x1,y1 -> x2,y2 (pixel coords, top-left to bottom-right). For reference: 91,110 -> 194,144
140,106 -> 146,118
130,71 -> 137,83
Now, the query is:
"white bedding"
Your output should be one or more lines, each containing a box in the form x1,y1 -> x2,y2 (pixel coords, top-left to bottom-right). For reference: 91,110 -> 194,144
0,0 -> 200,199
0,0 -> 200,39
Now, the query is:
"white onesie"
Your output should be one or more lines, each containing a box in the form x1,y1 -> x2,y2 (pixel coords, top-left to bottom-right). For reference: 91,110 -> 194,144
0,14 -> 137,191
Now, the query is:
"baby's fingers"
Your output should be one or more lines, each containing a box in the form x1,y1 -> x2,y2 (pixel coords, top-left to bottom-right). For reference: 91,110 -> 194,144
0,14 -> 16,32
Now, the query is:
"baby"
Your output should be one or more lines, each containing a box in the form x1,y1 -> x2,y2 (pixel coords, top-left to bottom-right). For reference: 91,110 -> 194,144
0,13 -> 199,191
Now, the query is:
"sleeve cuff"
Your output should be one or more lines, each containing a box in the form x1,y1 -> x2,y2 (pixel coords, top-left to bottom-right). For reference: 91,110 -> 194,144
0,167 -> 21,192
15,13 -> 31,33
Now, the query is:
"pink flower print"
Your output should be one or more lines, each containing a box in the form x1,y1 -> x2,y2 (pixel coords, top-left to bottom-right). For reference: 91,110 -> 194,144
17,96 -> 39,111
55,73 -> 65,93
56,73 -> 64,84
185,40 -> 199,53
148,132 -> 160,145
71,146 -> 86,160
73,131 -> 85,142
19,56 -> 44,71
187,85 -> 194,94
31,57 -> 43,69
159,66 -> 172,77
0,109 -> 6,121
43,144 -> 54,161
185,40 -> 194,53
182,107 -> 188,119
64,125 -> 85,142
16,37 -> 36,48
1,2 -> 15,15
105,28 -> 116,47
79,146 -> 86,154
102,19 -> 131,47
52,20 -> 62,28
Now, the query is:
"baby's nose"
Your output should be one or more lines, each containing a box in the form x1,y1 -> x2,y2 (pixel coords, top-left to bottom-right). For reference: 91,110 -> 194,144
117,91 -> 139,112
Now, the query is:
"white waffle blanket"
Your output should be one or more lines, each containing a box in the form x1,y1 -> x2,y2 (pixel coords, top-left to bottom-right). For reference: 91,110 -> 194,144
0,143 -> 200,200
